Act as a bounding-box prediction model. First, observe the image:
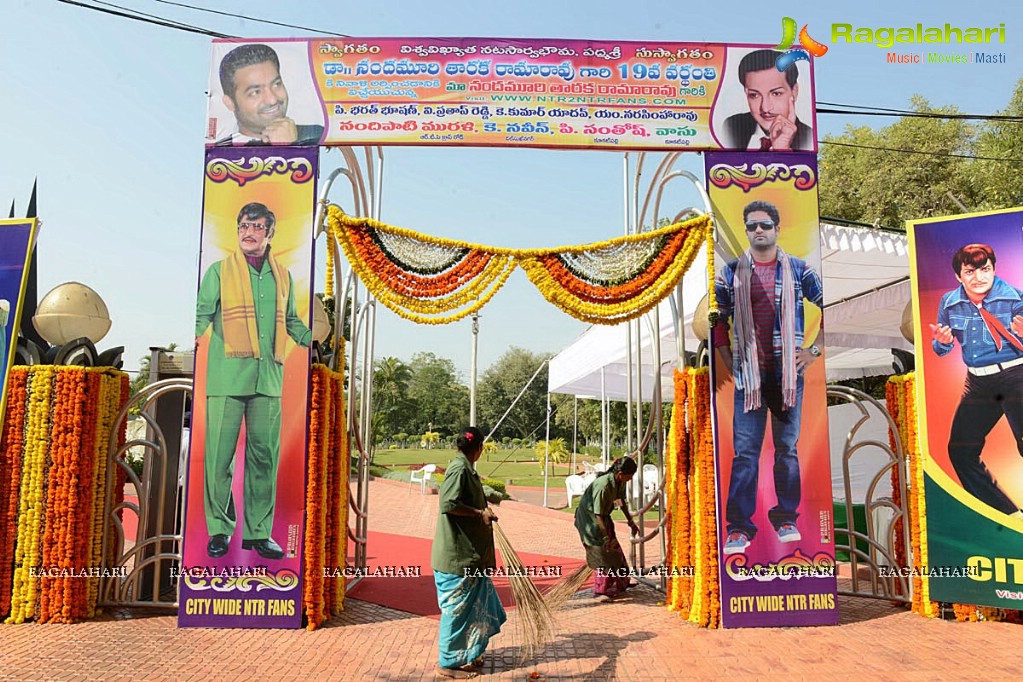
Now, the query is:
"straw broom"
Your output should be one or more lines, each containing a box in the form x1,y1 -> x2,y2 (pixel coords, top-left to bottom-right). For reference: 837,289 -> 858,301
492,521 -> 556,662
542,563 -> 593,613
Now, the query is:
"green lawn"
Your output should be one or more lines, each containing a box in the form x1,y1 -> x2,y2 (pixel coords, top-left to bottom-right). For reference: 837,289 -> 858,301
559,497 -> 663,523
369,447 -> 596,487
369,447 -> 662,521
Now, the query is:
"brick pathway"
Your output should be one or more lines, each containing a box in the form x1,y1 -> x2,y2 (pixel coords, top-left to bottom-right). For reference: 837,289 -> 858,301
2,477 -> 1021,681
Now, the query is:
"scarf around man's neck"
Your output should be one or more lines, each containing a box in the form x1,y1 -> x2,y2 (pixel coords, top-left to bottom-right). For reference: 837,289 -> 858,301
220,246 -> 290,363
733,247 -> 797,413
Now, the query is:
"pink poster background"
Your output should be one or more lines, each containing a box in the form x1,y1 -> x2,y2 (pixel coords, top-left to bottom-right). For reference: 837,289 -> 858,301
705,151 -> 839,628
178,146 -> 317,628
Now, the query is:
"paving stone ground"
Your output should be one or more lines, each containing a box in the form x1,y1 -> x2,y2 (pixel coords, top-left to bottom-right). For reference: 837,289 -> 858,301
2,477 -> 1021,681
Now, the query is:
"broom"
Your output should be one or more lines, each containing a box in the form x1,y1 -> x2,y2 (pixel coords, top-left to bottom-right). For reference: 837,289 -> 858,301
492,521 -> 557,662
542,563 -> 593,613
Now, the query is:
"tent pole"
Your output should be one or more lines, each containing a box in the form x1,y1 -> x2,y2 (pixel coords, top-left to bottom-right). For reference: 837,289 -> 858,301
623,153 -> 634,458
572,396 -> 577,473
469,312 -> 479,426
601,368 -> 608,469
543,392 -> 551,508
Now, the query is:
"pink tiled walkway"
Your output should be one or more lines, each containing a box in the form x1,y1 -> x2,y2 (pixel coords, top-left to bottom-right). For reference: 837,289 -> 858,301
1,477 -> 1021,681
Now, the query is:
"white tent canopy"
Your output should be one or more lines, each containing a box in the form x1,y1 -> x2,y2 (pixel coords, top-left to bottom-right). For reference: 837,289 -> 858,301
548,222 -> 910,401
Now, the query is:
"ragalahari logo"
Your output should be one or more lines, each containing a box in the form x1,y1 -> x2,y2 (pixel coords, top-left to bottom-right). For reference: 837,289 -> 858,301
774,17 -> 829,71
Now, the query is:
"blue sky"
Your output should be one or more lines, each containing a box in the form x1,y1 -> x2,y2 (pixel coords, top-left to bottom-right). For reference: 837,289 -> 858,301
2,0 -> 1020,381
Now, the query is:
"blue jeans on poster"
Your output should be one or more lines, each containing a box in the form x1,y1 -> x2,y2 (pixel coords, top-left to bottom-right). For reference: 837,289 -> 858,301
725,367 -> 804,539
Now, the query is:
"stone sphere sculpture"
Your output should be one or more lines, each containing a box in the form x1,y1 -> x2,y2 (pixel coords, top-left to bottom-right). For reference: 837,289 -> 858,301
312,297 -> 331,344
691,294 -> 710,341
33,282 -> 112,345
900,300 -> 914,344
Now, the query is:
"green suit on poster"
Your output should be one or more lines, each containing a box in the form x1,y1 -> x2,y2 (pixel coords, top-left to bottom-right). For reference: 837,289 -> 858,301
196,256 -> 311,541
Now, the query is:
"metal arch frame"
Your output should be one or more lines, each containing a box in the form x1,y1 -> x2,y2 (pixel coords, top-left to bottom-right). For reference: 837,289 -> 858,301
99,378 -> 192,609
315,146 -> 385,577
94,147 -> 916,614
314,147 -> 715,589
619,151 -> 714,589
99,144 -> 391,607
827,384 -> 913,603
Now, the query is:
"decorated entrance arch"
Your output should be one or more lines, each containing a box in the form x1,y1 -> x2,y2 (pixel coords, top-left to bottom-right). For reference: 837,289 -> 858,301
0,34 -> 845,631
178,34 -> 839,631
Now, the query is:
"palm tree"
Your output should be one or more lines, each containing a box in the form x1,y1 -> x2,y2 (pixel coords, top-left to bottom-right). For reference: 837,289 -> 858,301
372,357 -> 412,453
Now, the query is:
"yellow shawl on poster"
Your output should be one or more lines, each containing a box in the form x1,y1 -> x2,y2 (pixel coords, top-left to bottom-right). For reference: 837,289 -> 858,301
220,248 -> 289,363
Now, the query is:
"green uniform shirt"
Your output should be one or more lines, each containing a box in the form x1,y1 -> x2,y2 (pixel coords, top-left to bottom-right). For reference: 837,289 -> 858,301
195,258 -> 312,397
574,474 -> 626,547
431,454 -> 496,575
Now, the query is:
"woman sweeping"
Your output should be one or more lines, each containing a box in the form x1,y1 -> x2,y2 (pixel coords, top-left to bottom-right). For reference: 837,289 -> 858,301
431,426 -> 506,679
573,457 -> 640,600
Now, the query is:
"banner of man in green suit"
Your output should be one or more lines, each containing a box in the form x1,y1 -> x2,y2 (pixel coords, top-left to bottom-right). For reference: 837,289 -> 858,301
180,146 -> 317,629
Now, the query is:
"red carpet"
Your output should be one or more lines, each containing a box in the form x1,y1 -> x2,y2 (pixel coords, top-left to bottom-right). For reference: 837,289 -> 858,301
123,495 -> 139,544
346,530 -> 585,618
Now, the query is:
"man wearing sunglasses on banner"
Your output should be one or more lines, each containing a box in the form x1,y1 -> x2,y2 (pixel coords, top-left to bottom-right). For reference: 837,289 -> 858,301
713,200 -> 824,555
930,243 -> 1023,518
196,201 -> 312,560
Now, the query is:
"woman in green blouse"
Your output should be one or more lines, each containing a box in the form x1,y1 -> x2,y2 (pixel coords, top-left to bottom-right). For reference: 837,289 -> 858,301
573,457 -> 639,599
430,426 -> 506,679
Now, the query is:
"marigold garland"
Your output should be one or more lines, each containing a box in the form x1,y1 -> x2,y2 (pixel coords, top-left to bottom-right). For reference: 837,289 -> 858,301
0,369 -> 29,617
329,350 -> 350,613
663,367 -> 718,628
302,362 -> 350,630
327,206 -> 711,326
884,380 -> 908,572
705,227 -> 718,327
685,367 -> 720,628
6,366 -> 55,624
1,366 -> 128,624
887,374 -> 935,617
664,369 -> 693,618
303,366 -> 329,630
324,215 -> 336,303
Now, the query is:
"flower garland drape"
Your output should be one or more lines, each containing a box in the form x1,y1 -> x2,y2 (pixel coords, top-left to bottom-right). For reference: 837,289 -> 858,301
886,373 -> 938,619
664,369 -> 692,618
328,206 -> 711,325
302,362 -> 349,630
664,366 -> 720,628
1,366 -> 128,624
886,373 -> 1022,623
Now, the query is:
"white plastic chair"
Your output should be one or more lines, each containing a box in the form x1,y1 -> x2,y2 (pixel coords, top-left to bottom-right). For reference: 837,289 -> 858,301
642,464 -> 659,504
632,464 -> 660,506
566,472 -> 596,507
409,463 -> 436,494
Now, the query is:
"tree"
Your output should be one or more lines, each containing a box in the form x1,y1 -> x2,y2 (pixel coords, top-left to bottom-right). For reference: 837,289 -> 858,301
552,395 -> 660,452
406,352 -> 469,435
535,438 -> 570,471
476,348 -> 555,440
820,96 -> 976,228
971,78 -> 1023,211
372,356 -> 412,443
553,396 -> 602,447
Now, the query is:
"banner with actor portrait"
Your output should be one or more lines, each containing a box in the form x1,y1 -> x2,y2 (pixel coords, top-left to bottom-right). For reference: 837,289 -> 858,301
205,37 -> 817,153
705,152 -> 838,627
179,147 -> 318,628
907,208 -> 1023,608
0,219 -> 38,422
